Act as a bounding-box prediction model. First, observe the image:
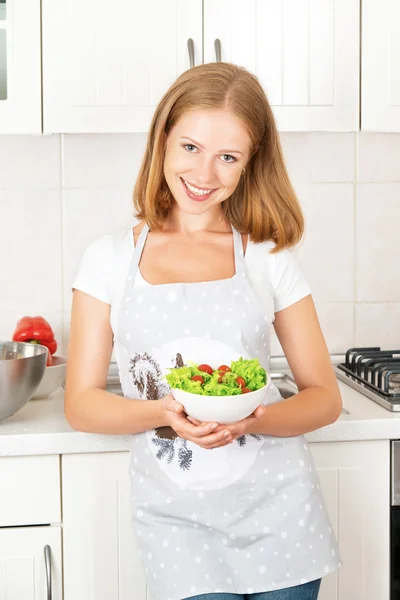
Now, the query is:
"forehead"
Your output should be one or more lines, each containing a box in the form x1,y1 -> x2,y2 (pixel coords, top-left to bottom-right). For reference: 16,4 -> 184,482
171,108 -> 251,149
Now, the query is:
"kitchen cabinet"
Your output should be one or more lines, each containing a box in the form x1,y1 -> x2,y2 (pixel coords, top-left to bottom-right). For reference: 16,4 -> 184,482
62,452 -> 147,600
362,0 -> 400,131
0,526 -> 63,599
0,0 -> 41,133
42,0 -> 202,133
42,0 -> 359,133
203,0 -> 359,132
311,440 -> 390,600
61,441 -> 389,600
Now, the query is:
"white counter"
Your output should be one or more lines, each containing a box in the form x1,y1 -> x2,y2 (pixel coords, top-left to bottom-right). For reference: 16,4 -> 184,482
1,378 -> 400,457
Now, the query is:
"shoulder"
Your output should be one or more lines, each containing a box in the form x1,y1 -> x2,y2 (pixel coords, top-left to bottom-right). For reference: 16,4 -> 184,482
246,239 -> 311,312
80,227 -> 133,268
73,227 -> 134,304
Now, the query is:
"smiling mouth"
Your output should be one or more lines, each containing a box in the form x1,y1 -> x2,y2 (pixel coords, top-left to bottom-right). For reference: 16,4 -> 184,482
180,177 -> 217,198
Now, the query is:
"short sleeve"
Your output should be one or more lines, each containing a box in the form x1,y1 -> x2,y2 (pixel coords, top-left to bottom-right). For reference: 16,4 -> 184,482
269,248 -> 311,313
72,235 -> 114,304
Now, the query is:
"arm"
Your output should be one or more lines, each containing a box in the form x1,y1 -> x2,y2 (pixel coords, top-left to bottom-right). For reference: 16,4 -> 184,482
229,295 -> 342,438
64,290 -> 167,434
65,290 -> 233,447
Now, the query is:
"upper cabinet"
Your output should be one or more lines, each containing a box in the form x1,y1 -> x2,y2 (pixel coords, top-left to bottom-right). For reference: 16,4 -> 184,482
203,0 -> 360,132
0,0 -> 41,133
2,0 -> 400,134
42,0 -> 202,133
362,0 -> 400,131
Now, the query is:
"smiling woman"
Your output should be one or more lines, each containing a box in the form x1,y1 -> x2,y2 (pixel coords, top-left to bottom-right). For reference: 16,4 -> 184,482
66,61 -> 342,600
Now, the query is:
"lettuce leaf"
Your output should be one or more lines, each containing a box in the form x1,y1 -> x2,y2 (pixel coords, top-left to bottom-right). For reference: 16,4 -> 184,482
165,357 -> 267,396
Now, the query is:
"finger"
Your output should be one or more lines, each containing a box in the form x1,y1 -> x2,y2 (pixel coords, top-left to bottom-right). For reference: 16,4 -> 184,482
179,420 -> 220,438
253,405 -> 265,418
186,416 -> 202,425
164,397 -> 185,415
188,429 -> 234,447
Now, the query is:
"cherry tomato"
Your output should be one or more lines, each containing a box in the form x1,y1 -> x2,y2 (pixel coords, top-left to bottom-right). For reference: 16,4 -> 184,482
191,375 -> 205,384
241,387 -> 251,394
236,377 -> 246,388
198,364 -> 213,375
218,365 -> 230,373
218,373 -> 224,383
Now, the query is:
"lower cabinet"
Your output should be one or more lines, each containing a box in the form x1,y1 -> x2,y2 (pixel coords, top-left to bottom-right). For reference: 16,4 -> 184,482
311,440 -> 390,600
0,526 -> 62,598
62,452 -> 147,600
62,440 -> 390,600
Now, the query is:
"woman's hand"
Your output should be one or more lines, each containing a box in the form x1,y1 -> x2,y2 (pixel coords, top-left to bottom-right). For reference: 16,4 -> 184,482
161,395 -> 234,449
188,405 -> 265,438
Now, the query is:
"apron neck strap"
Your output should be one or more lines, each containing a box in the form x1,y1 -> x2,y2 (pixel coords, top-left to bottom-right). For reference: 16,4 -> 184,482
129,223 -> 150,285
231,225 -> 246,275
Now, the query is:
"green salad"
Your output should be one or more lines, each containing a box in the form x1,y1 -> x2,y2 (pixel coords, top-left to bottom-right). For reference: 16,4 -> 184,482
165,357 -> 267,396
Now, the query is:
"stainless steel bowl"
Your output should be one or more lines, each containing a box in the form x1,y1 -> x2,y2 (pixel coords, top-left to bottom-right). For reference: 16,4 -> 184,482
0,341 -> 47,421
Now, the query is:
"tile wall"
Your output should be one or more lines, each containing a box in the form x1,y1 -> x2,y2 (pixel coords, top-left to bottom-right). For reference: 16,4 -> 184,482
0,132 -> 399,358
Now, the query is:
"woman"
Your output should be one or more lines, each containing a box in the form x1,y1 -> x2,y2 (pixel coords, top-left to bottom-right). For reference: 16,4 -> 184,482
65,62 -> 342,600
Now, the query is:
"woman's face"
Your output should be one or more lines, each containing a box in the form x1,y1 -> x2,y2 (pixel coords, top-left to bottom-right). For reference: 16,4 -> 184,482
163,108 -> 252,215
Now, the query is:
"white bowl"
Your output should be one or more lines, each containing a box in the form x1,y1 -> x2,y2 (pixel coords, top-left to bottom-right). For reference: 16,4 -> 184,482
171,382 -> 270,425
31,356 -> 66,399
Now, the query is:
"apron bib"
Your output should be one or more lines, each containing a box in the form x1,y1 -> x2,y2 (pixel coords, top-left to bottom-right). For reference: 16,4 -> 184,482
116,224 -> 341,600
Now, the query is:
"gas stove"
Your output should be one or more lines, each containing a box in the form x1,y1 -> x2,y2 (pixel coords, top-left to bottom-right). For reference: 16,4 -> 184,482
334,347 -> 400,412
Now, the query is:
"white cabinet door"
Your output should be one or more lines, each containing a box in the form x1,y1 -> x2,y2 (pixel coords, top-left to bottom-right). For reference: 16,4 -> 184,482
0,526 -> 62,599
62,452 -> 147,600
362,0 -> 400,131
42,0 -> 202,133
310,440 -> 390,600
0,0 -> 41,133
203,0 -> 359,131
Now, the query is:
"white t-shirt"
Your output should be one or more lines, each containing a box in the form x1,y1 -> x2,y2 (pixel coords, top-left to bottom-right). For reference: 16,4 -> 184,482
72,227 -> 311,335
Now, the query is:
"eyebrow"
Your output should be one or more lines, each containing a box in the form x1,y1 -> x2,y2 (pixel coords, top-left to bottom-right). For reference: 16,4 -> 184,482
180,136 -> 243,155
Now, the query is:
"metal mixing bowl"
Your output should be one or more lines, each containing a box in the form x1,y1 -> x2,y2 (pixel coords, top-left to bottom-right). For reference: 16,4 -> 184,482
0,341 -> 47,421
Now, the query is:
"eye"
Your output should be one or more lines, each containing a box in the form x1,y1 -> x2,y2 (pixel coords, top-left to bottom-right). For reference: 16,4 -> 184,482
184,144 -> 198,153
221,154 -> 236,163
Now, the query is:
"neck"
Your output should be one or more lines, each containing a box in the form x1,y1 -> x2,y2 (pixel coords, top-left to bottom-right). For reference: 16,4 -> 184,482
164,205 -> 230,235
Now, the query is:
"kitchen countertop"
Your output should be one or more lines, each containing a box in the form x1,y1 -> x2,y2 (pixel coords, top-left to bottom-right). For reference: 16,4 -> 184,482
1,365 -> 400,457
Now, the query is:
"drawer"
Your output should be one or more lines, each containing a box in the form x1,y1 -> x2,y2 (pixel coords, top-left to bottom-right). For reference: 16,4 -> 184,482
0,455 -> 61,527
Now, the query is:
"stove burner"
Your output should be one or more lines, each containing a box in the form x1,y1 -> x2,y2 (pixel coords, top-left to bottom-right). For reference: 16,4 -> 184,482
337,347 -> 400,399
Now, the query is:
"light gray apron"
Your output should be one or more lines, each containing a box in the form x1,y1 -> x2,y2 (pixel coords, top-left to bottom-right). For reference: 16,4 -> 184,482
116,223 -> 341,600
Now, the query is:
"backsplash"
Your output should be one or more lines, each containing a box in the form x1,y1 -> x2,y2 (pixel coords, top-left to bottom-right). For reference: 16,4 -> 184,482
0,132 -> 399,358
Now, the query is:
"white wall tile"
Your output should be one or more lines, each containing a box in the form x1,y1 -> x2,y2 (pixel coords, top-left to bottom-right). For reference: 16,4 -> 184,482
62,133 -> 147,188
356,183 -> 400,302
296,183 -> 355,302
280,133 -> 355,184
0,190 -> 62,316
315,303 -> 355,353
271,302 -> 354,357
358,134 -> 400,182
62,188 -> 136,310
0,135 -> 61,189
355,303 -> 400,350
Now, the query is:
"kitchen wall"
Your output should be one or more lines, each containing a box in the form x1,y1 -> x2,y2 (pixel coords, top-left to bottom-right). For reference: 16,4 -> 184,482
0,132 -> 399,358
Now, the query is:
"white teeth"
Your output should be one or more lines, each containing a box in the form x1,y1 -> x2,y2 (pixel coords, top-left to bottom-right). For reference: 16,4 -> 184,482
183,179 -> 213,196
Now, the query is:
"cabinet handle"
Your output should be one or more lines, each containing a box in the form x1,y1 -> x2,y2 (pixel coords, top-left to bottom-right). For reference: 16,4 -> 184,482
214,39 -> 222,62
187,38 -> 195,68
44,545 -> 52,600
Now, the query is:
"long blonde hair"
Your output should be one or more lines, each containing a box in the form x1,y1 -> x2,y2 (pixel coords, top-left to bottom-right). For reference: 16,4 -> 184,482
133,62 -> 304,252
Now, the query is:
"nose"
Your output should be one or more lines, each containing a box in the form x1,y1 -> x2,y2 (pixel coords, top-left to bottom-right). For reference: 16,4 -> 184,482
196,154 -> 215,184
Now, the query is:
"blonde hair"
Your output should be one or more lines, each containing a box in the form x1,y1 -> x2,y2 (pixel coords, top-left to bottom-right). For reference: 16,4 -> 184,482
133,62 -> 304,252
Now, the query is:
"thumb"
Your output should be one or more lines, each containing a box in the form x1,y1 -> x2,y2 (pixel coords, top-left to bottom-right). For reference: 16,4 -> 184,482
254,405 -> 265,418
163,394 -> 184,414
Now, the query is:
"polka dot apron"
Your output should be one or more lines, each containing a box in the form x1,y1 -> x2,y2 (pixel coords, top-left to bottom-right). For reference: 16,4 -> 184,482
116,224 -> 341,600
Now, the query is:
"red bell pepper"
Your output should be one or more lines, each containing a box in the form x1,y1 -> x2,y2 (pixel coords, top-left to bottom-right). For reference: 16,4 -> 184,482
12,316 -> 57,367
